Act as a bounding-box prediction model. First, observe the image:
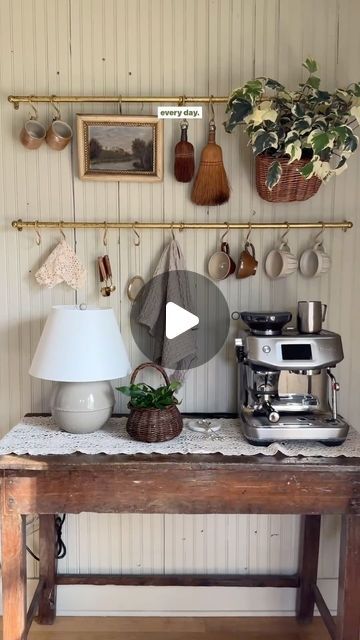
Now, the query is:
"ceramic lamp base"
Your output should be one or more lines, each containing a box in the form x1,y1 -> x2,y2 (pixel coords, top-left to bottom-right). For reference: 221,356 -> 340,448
51,380 -> 115,433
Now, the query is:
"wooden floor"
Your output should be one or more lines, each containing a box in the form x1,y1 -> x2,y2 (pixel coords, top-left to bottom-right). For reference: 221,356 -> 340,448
6,616 -> 331,639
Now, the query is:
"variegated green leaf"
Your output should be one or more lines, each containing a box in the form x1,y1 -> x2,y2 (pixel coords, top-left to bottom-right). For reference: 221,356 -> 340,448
293,117 -> 312,134
308,131 -> 333,155
343,130 -> 358,153
264,78 -> 285,91
306,76 -> 321,90
302,57 -> 318,73
299,161 -> 315,179
252,130 -> 279,155
285,140 -> 302,163
266,160 -> 282,190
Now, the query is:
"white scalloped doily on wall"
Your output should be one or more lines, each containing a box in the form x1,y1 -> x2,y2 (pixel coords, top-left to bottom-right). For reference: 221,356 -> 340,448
0,416 -> 359,458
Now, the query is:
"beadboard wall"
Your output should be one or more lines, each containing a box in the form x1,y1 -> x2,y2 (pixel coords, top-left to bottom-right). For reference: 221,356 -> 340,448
0,0 -> 359,616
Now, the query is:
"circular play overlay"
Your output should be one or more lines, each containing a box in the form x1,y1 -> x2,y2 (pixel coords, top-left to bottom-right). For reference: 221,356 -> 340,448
130,270 -> 230,370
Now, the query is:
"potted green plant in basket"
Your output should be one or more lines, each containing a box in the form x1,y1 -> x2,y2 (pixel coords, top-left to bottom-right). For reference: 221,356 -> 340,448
224,58 -> 360,202
117,362 -> 182,443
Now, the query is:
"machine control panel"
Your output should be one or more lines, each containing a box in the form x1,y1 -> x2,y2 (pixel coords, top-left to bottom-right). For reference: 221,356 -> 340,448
236,330 -> 344,371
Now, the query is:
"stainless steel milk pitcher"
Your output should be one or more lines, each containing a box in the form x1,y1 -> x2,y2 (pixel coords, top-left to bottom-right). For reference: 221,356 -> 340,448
297,301 -> 327,334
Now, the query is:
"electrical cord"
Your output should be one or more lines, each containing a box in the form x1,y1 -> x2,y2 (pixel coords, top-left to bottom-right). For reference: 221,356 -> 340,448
26,514 -> 67,562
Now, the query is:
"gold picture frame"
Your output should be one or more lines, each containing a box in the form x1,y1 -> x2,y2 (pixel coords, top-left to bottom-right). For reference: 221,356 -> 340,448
76,114 -> 163,182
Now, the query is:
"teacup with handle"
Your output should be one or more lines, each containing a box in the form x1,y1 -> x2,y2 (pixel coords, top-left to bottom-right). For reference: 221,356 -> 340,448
265,240 -> 298,279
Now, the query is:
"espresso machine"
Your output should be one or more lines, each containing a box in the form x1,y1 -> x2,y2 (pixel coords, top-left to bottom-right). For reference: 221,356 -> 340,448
235,311 -> 349,443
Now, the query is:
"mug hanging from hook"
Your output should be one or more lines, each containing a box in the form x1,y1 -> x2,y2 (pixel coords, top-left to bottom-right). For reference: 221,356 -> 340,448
34,220 -> 41,246
132,223 -> 141,247
49,95 -> 61,121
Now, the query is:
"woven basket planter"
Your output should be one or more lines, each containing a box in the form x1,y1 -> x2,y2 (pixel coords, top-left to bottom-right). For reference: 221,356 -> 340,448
256,154 -> 321,203
126,362 -> 183,443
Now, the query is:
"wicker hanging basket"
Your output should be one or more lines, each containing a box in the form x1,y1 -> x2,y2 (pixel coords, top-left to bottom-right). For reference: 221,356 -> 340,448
256,154 -> 321,203
126,362 -> 183,443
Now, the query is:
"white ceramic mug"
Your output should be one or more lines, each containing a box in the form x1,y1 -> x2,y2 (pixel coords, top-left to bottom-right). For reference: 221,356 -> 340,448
265,241 -> 298,279
299,241 -> 331,278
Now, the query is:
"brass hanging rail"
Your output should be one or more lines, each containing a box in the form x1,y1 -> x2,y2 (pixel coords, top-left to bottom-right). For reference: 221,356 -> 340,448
11,219 -> 353,232
8,94 -> 229,109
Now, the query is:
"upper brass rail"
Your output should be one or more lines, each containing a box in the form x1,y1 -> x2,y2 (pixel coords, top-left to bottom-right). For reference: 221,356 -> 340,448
11,219 -> 353,232
8,95 -> 229,109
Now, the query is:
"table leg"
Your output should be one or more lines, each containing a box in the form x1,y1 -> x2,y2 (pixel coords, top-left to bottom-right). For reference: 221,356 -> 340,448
1,512 -> 27,640
296,514 -> 321,623
336,514 -> 360,640
36,514 -> 58,624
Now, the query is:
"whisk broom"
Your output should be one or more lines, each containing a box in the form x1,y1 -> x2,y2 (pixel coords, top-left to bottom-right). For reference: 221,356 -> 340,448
191,119 -> 230,206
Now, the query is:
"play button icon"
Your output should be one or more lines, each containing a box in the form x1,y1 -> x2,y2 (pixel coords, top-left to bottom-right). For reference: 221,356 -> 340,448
165,302 -> 199,339
130,270 -> 230,370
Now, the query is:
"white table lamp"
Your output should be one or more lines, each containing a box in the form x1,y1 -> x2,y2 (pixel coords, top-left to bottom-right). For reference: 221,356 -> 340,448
30,305 -> 131,434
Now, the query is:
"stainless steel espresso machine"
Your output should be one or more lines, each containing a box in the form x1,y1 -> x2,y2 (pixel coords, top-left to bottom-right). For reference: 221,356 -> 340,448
235,311 -> 349,443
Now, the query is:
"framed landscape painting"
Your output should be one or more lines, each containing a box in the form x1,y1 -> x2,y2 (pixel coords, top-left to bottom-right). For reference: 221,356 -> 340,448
77,114 -> 163,182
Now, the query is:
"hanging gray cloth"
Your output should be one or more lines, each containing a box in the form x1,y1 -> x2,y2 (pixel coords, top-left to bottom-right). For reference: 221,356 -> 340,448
137,239 -> 197,376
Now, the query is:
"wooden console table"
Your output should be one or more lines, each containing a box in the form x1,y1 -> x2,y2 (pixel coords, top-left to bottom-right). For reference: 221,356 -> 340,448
1,431 -> 360,639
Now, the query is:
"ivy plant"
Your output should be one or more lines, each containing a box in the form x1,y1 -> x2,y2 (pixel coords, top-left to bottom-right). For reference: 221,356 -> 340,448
117,380 -> 181,410
224,58 -> 360,190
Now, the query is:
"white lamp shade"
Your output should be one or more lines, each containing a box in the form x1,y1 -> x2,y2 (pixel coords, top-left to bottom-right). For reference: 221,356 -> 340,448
29,306 -> 131,382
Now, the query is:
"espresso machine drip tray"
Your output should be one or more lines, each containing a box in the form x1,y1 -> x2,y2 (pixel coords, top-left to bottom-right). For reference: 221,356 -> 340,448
242,411 -> 349,443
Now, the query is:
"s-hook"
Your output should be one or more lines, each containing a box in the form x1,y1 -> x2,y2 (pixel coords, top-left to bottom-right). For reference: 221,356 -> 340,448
58,221 -> 66,240
34,220 -> 41,246
132,223 -> 141,246
280,221 -> 290,243
103,221 -> 108,247
314,221 -> 325,242
220,222 -> 230,242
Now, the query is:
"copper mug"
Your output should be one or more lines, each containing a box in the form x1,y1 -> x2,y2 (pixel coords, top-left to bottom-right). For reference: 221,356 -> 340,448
236,241 -> 258,279
20,118 -> 46,149
46,119 -> 73,150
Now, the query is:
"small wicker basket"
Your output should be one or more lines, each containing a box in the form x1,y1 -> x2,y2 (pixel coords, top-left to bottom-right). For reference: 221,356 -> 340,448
256,154 -> 321,203
126,362 -> 183,443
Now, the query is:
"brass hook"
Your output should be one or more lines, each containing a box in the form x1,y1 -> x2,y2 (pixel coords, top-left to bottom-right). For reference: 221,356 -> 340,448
34,220 -> 41,246
28,98 -> 38,120
49,95 -> 61,121
209,95 -> 215,123
132,223 -> 141,246
314,222 -> 325,242
245,223 -> 252,243
103,221 -> 108,247
118,95 -> 123,115
58,221 -> 66,240
221,222 -> 230,242
280,222 -> 290,243
245,210 -> 256,242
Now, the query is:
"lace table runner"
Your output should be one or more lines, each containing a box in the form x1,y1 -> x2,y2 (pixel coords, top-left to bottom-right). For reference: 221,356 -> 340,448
0,416 -> 360,458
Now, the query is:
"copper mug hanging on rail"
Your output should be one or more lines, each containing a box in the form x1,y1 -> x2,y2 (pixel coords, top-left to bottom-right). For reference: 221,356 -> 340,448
46,96 -> 73,151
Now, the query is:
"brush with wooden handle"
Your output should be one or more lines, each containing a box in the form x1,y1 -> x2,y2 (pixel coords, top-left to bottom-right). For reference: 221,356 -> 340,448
191,119 -> 230,206
174,120 -> 195,183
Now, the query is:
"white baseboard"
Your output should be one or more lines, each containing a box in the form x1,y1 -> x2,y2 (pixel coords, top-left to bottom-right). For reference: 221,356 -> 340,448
2,579 -> 338,617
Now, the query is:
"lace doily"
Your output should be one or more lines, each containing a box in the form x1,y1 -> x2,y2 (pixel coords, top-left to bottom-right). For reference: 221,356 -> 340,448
35,239 -> 86,290
0,416 -> 360,458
